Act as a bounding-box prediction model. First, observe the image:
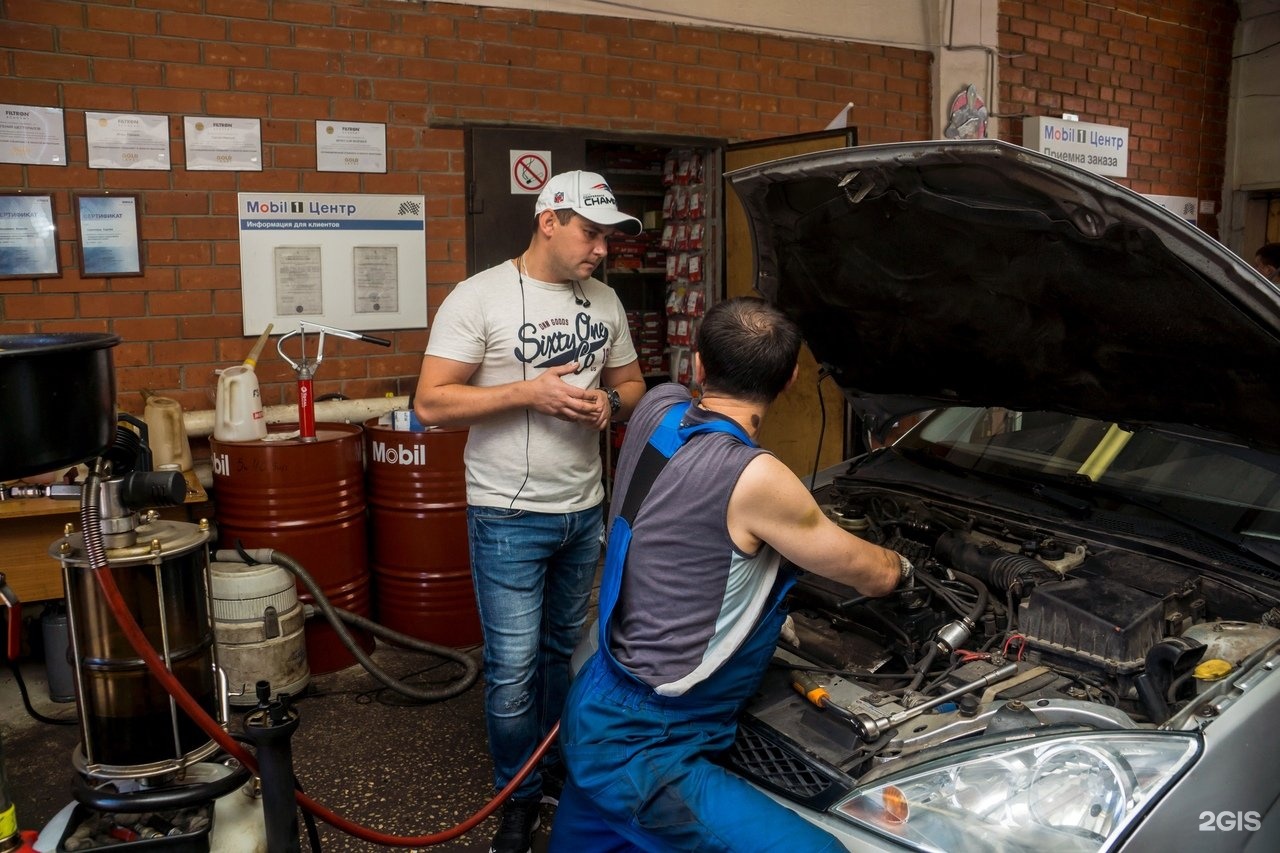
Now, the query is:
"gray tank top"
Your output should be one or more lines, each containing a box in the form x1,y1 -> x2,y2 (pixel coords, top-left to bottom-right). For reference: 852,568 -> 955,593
607,384 -> 782,696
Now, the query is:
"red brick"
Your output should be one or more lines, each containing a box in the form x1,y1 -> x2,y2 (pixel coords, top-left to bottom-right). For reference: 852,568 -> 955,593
150,291 -> 213,315
135,36 -> 202,62
161,12 -> 225,39
59,29 -> 131,57
272,0 -> 333,25
86,6 -> 158,34
80,292 -> 146,317
147,241 -> 213,266
13,51 -> 89,79
5,1 -> 84,27
228,19 -> 291,44
0,22 -> 56,51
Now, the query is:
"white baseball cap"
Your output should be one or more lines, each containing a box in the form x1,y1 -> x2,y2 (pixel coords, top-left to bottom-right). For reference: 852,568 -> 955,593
534,170 -> 643,236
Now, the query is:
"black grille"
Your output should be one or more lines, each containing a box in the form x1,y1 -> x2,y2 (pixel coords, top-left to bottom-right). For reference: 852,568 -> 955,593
724,722 -> 851,811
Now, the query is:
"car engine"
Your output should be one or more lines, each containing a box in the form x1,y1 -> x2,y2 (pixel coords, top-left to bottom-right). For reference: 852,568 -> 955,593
736,480 -> 1280,796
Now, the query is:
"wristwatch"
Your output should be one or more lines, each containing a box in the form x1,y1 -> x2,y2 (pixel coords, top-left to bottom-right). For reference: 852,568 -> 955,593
603,386 -> 622,417
897,553 -> 915,586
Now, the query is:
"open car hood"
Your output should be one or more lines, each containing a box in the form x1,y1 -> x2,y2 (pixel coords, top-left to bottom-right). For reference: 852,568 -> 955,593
727,140 -> 1280,452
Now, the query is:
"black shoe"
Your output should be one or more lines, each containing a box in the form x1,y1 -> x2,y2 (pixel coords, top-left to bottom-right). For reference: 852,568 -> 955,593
489,797 -> 542,853
541,765 -> 565,807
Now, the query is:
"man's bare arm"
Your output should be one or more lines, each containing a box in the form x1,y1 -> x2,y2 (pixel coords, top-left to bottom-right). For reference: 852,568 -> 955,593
414,355 -> 599,428
588,360 -> 647,430
729,453 -> 901,597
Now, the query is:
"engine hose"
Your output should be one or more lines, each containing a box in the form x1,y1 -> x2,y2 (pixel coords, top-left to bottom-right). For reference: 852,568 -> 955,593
80,467 -> 559,846
934,531 -> 1051,595
907,644 -> 940,692
215,547 -> 479,703
948,570 -> 990,625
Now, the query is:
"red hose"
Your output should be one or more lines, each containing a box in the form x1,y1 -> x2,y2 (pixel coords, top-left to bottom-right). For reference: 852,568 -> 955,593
89,558 -> 558,845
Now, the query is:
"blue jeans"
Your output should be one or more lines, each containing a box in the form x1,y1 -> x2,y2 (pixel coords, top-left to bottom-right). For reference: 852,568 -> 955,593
468,503 -> 603,801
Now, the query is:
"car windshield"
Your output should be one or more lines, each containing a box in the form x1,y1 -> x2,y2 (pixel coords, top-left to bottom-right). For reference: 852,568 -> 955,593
894,407 -> 1280,544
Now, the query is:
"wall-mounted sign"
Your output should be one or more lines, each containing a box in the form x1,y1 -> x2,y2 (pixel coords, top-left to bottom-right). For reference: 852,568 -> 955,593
1144,194 -> 1199,226
315,121 -> 386,173
184,116 -> 262,171
510,150 -> 551,194
85,112 -> 170,170
0,104 -> 66,166
1022,117 -> 1128,178
0,194 -> 59,278
237,193 -> 426,336
944,85 -> 988,139
75,192 -> 143,277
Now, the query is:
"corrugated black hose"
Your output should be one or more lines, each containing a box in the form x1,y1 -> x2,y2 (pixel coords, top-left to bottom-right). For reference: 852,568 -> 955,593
220,546 -> 480,703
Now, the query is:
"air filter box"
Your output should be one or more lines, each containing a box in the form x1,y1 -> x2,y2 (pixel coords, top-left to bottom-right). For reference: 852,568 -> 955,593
1019,577 -> 1163,672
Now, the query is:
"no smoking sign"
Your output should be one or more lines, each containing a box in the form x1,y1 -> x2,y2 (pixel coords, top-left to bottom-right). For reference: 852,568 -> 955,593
510,150 -> 551,194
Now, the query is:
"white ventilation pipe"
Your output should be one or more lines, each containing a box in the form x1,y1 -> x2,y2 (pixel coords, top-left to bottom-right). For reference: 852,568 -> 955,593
183,395 -> 410,438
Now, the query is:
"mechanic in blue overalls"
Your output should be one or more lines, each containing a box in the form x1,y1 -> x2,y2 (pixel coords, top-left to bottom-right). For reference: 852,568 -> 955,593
548,297 -> 913,852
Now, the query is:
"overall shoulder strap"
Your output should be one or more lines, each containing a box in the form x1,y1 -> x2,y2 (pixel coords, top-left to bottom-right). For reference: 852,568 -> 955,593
618,402 -> 754,524
599,401 -> 755,665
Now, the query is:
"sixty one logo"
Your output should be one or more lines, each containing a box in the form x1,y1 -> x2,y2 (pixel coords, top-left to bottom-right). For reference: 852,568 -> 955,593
514,311 -> 610,373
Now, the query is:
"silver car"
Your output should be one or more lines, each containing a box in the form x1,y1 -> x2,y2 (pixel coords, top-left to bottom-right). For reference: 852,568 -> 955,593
719,140 -> 1280,852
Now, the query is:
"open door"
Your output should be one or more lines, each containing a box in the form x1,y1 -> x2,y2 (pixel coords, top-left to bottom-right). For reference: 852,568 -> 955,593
724,129 -> 857,481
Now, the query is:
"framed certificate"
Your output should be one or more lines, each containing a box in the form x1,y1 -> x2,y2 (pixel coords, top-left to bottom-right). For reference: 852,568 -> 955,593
0,193 -> 60,279
75,192 -> 143,277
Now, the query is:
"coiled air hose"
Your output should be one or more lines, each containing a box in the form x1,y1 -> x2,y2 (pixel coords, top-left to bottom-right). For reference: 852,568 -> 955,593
216,546 -> 479,703
80,464 -> 558,847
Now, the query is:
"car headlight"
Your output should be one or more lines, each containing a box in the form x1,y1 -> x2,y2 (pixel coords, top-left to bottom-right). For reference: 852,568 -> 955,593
834,732 -> 1200,852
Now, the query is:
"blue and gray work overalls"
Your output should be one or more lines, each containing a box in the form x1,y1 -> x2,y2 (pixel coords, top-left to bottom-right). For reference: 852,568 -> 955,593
548,402 -> 845,852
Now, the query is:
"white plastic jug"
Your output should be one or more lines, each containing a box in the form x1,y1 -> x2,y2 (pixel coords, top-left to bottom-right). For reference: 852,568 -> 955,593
214,365 -> 267,442
143,396 -> 194,470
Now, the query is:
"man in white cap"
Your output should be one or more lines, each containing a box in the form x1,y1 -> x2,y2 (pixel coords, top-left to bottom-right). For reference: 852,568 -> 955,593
415,171 -> 647,853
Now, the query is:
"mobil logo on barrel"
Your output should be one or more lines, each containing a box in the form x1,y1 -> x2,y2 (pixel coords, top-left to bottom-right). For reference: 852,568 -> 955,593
364,419 -> 480,648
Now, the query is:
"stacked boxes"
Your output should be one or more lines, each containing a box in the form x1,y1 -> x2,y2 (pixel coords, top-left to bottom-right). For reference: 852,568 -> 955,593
627,309 -> 666,377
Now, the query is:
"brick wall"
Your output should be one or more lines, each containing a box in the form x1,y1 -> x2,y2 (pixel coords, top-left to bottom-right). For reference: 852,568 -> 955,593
0,0 -> 932,419
998,0 -> 1236,235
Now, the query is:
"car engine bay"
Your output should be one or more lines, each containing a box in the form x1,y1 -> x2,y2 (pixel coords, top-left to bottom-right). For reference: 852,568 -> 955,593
734,476 -> 1280,802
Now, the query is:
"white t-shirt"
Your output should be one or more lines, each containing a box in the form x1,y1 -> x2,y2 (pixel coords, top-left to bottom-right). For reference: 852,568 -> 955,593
425,261 -> 638,512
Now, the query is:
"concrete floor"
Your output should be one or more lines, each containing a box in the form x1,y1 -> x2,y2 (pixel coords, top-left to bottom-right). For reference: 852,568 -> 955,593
2,640 -> 555,852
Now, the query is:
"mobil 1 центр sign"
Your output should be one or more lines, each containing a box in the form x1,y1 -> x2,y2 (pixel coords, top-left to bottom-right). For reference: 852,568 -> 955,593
1022,117 -> 1129,178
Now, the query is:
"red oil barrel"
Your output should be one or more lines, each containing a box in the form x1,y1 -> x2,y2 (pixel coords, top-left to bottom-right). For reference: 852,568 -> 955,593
364,419 -> 480,647
210,423 -> 373,674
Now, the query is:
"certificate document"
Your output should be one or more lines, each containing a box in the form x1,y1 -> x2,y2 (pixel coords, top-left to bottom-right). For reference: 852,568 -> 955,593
86,112 -> 170,170
0,104 -> 66,166
315,121 -> 386,173
353,246 -> 399,313
274,245 -> 323,315
184,116 -> 263,171
0,195 -> 58,277
77,195 -> 141,276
